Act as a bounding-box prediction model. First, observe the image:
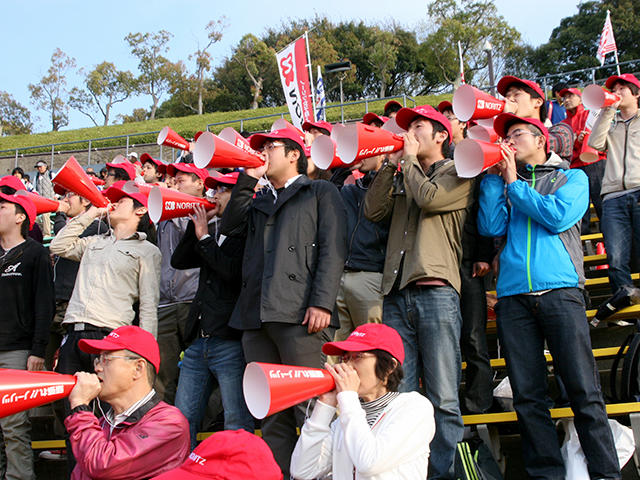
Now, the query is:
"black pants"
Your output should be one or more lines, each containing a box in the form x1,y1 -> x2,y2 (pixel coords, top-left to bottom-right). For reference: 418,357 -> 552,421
459,262 -> 493,414
56,325 -> 112,478
242,323 -> 333,477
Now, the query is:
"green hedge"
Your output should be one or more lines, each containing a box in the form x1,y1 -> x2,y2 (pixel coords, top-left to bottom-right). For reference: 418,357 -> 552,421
0,93 -> 452,155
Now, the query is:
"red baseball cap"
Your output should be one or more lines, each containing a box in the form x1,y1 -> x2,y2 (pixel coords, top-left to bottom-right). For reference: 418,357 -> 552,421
384,100 -> 402,113
140,153 -> 165,169
79,325 -> 160,373
322,323 -> 405,364
103,180 -> 149,208
362,113 -> 389,125
166,163 -> 209,182
204,172 -> 239,190
249,128 -> 305,151
0,175 -> 27,192
301,120 -> 333,134
558,87 -> 582,97
106,159 -> 137,181
497,76 -> 545,99
437,100 -> 453,113
605,73 -> 640,91
151,430 -> 283,480
493,113 -> 549,152
0,192 -> 36,229
395,105 -> 453,144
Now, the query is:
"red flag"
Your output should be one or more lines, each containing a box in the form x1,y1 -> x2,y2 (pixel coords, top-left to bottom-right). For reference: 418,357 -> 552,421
276,37 -> 314,129
596,10 -> 617,66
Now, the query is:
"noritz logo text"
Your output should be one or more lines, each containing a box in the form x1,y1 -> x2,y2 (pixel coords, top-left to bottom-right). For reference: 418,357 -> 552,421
476,99 -> 503,111
164,201 -> 200,211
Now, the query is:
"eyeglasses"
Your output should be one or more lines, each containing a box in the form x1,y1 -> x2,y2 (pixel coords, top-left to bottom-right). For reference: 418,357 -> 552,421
94,353 -> 140,366
260,142 -> 286,153
106,172 -> 117,177
503,130 -> 540,143
339,352 -> 376,363
212,186 -> 229,194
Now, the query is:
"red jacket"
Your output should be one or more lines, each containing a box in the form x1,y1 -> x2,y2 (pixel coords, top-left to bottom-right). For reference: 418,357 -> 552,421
562,103 -> 605,168
65,394 -> 190,480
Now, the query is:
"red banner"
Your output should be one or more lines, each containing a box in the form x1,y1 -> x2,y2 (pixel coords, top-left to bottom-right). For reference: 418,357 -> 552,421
276,36 -> 314,129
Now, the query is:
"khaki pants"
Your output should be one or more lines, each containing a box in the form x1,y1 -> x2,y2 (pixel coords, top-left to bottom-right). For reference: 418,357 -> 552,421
334,270 -> 383,342
0,350 -> 34,480
36,214 -> 52,237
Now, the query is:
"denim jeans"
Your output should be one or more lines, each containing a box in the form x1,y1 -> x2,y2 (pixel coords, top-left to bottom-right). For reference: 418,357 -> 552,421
601,189 -> 640,292
496,288 -> 620,480
383,284 -> 463,480
175,336 -> 254,449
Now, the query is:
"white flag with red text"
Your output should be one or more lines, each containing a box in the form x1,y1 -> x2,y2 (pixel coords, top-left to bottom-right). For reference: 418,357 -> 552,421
596,10 -> 617,66
276,37 -> 314,129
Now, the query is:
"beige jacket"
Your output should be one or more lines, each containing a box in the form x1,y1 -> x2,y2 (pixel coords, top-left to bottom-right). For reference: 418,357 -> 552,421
589,106 -> 640,196
49,213 -> 161,337
364,155 -> 473,295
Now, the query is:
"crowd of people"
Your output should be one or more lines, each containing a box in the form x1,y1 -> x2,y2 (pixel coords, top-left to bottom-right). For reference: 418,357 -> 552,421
0,71 -> 637,480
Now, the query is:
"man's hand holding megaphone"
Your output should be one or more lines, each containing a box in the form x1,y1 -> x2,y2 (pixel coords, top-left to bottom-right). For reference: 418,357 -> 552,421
68,372 -> 102,409
487,143 -> 518,184
386,131 -> 419,167
245,157 -> 269,180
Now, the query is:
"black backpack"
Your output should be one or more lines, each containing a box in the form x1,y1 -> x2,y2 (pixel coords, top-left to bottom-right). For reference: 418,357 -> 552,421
610,322 -> 640,403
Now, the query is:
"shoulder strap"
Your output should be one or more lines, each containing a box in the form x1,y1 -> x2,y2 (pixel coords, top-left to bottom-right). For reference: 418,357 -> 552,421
621,324 -> 640,401
611,331 -> 636,402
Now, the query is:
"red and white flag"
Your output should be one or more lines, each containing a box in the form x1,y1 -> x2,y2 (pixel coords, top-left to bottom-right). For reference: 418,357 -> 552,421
276,36 -> 314,129
596,10 -> 617,66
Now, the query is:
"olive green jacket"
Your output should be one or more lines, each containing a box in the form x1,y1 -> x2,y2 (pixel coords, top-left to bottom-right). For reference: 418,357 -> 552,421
364,155 -> 474,295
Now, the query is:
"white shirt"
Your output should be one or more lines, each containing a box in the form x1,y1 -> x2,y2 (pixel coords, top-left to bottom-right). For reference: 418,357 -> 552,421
290,391 -> 435,480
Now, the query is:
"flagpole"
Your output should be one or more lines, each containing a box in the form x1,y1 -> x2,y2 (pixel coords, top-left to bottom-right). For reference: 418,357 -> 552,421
614,50 -> 621,75
305,31 -> 317,119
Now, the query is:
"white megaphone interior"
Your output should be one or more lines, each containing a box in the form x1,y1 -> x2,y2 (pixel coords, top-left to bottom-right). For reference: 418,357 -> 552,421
243,362 -> 271,419
582,85 -> 605,111
454,138 -> 485,178
381,117 -> 406,135
271,118 -> 288,131
468,125 -> 493,143
218,127 -> 241,145
122,181 -> 141,194
147,187 -> 164,224
331,124 -> 359,164
311,135 -> 338,170
452,84 -> 478,122
475,117 -> 495,129
193,131 -> 217,169
157,126 -> 170,145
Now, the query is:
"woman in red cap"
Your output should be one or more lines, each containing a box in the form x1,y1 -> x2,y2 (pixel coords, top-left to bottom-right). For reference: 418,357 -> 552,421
290,323 -> 435,480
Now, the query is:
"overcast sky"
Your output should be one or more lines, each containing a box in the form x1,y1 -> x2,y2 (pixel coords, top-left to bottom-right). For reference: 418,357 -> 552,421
1,0 -> 581,132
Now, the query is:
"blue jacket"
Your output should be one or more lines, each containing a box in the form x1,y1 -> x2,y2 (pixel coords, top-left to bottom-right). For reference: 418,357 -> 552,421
477,153 -> 588,298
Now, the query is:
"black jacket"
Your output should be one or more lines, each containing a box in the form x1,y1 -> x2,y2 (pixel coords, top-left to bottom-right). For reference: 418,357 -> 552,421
0,238 -> 55,357
220,173 -> 347,330
461,177 -> 495,267
171,220 -> 243,343
341,172 -> 390,272
53,213 -> 108,301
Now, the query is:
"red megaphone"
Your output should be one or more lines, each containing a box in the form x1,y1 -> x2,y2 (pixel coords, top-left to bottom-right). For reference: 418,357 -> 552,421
332,123 -> 404,164
91,177 -> 105,187
148,186 -> 216,224
21,191 -> 60,214
157,127 -> 191,151
467,124 -> 499,143
453,85 -> 505,122
583,85 -> 621,111
53,157 -> 109,208
454,138 -> 506,178
0,369 -> 76,419
271,118 -> 305,137
243,362 -> 335,419
193,131 -> 264,169
579,130 -> 600,163
218,127 -> 261,157
310,135 -> 352,169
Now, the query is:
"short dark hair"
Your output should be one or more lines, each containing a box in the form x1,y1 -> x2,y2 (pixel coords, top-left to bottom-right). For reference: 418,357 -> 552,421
430,120 -> 451,158
110,167 -> 131,182
372,349 -> 404,391
384,103 -> 402,116
612,80 -> 640,105
14,204 -> 29,239
127,351 -> 156,387
282,138 -> 308,174
175,171 -> 206,196
552,82 -> 568,96
132,199 -> 156,245
520,85 -> 548,122
11,167 -> 24,178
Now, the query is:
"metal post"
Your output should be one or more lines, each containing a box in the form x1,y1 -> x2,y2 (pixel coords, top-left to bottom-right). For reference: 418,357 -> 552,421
14,150 -> 18,169
339,75 -> 345,123
240,119 -> 244,131
402,94 -> 406,107
487,49 -> 496,96
159,145 -> 163,163
51,145 -> 54,169
365,98 -> 369,113
592,69 -> 596,84
88,140 -> 92,166
126,135 -> 130,156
